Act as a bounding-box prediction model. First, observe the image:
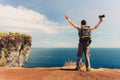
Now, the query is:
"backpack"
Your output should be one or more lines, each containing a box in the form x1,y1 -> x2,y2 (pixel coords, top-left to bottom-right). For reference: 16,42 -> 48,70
79,26 -> 91,39
78,26 -> 92,46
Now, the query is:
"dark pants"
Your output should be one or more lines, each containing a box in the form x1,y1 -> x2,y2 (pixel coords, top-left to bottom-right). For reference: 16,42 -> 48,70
76,40 -> 91,69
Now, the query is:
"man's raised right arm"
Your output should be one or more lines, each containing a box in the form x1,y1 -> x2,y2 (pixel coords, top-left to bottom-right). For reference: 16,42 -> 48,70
65,15 -> 79,30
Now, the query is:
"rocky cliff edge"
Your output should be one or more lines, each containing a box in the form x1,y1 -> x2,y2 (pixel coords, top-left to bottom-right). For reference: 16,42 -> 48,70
0,32 -> 32,67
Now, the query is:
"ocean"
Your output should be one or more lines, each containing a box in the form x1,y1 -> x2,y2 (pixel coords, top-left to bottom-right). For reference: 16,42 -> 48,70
24,48 -> 120,69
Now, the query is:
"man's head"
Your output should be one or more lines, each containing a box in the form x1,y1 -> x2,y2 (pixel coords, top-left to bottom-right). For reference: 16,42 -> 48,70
81,20 -> 86,25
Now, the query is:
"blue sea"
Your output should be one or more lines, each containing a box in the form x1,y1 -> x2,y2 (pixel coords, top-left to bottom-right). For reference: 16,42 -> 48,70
24,48 -> 120,69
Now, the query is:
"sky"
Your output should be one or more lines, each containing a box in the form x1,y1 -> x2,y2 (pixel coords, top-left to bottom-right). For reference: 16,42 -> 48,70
0,0 -> 120,48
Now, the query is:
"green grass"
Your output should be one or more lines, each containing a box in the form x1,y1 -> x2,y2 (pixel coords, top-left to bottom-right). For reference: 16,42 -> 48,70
2,48 -> 8,54
0,32 -> 31,37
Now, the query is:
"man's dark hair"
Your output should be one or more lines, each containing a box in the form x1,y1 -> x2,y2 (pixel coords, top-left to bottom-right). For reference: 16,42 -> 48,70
81,20 -> 86,25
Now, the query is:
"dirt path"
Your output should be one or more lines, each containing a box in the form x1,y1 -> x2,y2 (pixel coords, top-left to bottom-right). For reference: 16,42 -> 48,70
0,67 -> 120,80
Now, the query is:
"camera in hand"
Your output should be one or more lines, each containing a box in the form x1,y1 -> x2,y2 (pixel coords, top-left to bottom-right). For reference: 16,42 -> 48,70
99,15 -> 105,18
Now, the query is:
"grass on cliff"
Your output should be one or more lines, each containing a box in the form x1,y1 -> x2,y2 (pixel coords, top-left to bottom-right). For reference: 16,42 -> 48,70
2,48 -> 8,54
64,60 -> 76,67
64,60 -> 86,70
0,32 -> 31,37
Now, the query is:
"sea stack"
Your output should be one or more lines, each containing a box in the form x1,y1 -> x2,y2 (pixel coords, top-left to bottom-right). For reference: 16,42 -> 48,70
0,32 -> 32,67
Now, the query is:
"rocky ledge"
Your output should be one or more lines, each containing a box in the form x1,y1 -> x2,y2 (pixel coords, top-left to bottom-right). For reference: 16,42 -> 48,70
0,32 -> 32,67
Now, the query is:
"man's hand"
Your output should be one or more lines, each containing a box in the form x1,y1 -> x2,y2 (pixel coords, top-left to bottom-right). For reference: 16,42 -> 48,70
65,14 -> 69,19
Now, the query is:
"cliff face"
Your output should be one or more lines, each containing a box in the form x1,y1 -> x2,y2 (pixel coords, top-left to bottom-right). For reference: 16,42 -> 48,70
0,32 -> 32,67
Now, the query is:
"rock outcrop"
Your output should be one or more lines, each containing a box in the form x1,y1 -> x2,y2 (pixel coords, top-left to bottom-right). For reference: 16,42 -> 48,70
0,32 -> 32,67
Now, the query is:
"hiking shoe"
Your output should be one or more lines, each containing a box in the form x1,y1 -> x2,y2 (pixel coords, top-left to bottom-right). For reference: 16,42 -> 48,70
75,67 -> 80,71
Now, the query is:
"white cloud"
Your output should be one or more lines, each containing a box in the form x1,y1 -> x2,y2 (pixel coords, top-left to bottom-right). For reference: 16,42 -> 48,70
0,4 -> 77,47
0,4 -> 71,34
